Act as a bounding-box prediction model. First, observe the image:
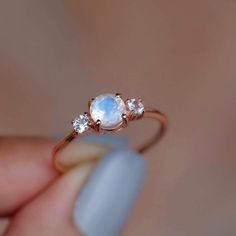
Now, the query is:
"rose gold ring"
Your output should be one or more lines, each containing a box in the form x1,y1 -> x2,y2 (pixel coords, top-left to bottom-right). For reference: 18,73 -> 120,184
53,93 -> 168,172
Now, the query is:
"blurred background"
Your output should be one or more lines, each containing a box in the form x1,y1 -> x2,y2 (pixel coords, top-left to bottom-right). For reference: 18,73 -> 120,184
0,0 -> 236,235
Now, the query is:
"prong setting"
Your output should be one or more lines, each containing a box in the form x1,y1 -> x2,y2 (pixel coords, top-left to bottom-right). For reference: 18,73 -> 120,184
121,113 -> 128,127
88,98 -> 95,108
73,94 -> 145,134
115,93 -> 122,98
94,119 -> 101,132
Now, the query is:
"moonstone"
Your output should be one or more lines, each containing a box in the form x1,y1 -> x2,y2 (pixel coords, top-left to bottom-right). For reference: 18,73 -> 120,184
90,94 -> 126,129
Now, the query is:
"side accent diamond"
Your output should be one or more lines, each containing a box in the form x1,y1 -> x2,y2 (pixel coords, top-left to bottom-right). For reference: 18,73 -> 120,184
72,114 -> 90,133
126,98 -> 145,117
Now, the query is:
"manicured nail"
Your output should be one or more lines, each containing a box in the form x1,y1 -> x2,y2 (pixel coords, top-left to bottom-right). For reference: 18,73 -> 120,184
73,149 -> 148,236
81,134 -> 128,149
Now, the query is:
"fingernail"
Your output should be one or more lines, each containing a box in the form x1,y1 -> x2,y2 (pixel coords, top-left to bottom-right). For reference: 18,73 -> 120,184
81,134 -> 128,149
55,133 -> 128,149
73,149 -> 149,236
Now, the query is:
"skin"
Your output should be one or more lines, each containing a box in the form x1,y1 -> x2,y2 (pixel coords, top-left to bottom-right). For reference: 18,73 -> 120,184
0,137 -> 109,236
0,1 -> 236,235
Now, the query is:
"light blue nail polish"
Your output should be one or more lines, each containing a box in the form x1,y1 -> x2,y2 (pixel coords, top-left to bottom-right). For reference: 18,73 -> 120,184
73,149 -> 148,236
81,134 -> 128,149
54,133 -> 128,149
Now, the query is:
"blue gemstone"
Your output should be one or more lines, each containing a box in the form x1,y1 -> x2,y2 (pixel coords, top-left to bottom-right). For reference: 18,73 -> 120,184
90,94 -> 126,129
99,97 -> 117,115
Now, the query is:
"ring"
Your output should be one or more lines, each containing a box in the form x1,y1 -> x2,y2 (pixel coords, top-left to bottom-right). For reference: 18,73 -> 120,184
53,93 -> 168,172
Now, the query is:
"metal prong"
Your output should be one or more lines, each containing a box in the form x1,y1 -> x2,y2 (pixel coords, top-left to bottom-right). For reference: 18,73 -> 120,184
122,113 -> 128,127
94,119 -> 101,132
88,98 -> 95,107
83,112 -> 93,127
115,93 -> 122,98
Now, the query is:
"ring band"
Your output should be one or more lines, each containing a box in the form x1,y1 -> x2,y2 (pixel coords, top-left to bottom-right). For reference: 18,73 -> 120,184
53,93 -> 168,172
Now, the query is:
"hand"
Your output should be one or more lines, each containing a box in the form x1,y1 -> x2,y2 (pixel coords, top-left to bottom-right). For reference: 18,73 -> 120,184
0,135 -> 148,236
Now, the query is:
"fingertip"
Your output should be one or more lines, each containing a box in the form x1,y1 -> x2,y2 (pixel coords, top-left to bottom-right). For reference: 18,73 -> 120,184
73,149 -> 149,236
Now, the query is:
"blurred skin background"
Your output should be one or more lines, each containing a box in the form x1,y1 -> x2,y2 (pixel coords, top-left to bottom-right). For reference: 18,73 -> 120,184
0,0 -> 236,235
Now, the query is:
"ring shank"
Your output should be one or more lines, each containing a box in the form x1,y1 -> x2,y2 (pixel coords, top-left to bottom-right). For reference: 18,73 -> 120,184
137,109 -> 168,153
53,109 -> 168,172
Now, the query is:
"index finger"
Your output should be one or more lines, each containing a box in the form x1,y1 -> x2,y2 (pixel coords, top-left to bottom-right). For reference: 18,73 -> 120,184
0,135 -> 126,216
0,137 -> 58,216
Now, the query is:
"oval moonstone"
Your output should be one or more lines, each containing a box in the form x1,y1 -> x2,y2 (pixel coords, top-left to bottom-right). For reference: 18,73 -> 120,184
90,93 -> 126,129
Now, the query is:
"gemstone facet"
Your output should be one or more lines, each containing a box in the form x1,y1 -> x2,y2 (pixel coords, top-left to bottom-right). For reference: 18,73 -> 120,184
90,93 -> 126,129
72,114 -> 90,133
126,98 -> 145,117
